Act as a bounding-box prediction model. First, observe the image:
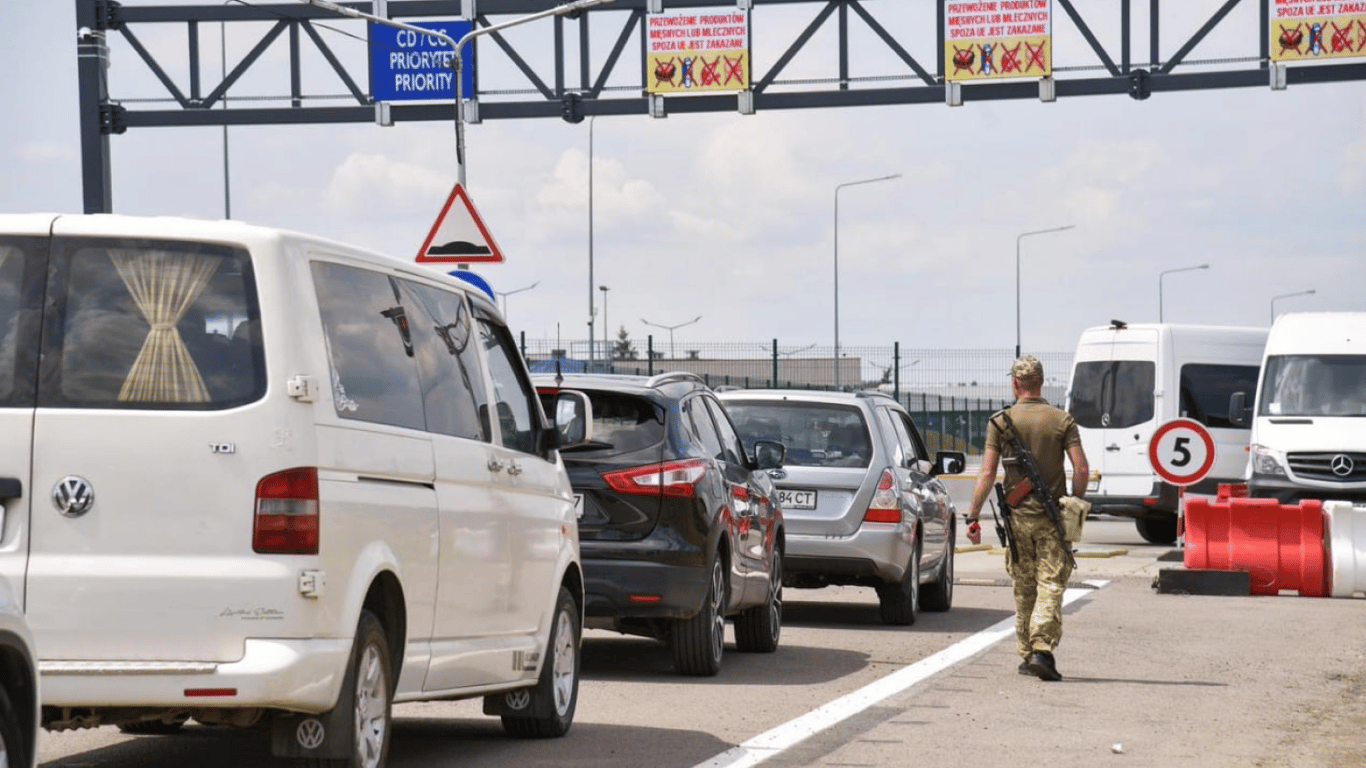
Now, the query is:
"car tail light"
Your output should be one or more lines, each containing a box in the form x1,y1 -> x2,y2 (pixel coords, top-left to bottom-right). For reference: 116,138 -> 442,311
253,467 -> 319,555
863,469 -> 902,524
602,458 -> 707,498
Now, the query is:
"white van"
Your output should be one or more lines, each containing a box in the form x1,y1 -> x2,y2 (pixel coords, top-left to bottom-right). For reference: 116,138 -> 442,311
0,214 -> 589,767
1234,312 -> 1366,504
1065,321 -> 1267,543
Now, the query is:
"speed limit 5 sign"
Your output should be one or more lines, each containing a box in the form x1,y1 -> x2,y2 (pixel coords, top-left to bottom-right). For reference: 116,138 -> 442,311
1148,418 -> 1216,487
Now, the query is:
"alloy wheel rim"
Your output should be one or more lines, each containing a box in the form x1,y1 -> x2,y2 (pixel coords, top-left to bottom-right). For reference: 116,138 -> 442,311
552,608 -> 576,715
768,556 -> 782,642
353,644 -> 387,768
710,560 -> 725,659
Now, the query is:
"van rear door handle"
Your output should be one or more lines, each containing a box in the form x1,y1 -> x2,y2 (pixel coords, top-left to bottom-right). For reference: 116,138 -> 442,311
506,462 -> 523,476
487,458 -> 505,472
1106,444 -> 1121,452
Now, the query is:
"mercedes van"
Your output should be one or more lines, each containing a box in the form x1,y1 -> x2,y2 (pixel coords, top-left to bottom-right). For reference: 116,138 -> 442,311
1066,321 -> 1267,543
0,214 -> 588,767
1234,312 -> 1366,504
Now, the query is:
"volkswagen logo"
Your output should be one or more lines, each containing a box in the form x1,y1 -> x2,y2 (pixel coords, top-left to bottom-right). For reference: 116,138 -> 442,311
52,476 -> 94,518
1330,454 -> 1355,478
295,718 -> 326,750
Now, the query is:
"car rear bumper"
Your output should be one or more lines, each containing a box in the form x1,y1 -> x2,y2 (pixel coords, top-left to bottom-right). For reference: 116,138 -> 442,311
581,556 -> 711,620
39,637 -> 350,713
784,526 -> 911,584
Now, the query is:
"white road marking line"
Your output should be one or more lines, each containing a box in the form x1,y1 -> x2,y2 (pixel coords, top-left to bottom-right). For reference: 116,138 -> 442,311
692,582 -> 1108,768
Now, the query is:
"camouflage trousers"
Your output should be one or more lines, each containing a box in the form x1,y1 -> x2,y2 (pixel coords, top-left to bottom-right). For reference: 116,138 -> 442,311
1004,510 -> 1073,659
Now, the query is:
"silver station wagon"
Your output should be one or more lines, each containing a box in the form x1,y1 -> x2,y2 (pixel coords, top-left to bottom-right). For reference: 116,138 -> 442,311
720,390 -> 965,625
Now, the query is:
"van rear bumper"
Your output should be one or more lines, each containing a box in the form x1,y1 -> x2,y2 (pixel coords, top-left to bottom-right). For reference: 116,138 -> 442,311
39,638 -> 350,713
1089,482 -> 1182,517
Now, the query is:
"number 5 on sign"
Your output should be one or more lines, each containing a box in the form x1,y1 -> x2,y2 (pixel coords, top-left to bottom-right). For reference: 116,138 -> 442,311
1148,418 -> 1217,487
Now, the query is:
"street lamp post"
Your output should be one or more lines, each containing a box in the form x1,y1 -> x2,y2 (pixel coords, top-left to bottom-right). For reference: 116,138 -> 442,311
1015,224 -> 1075,358
599,285 -> 610,370
1271,289 -> 1316,323
641,315 -> 702,358
835,173 -> 901,389
495,281 -> 538,317
1158,263 -> 1210,322
588,115 -> 596,368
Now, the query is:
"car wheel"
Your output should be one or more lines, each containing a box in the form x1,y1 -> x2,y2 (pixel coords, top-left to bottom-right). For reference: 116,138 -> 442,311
1136,514 -> 1178,545
671,554 -> 726,676
118,716 -> 188,736
877,536 -> 921,626
0,685 -> 30,768
734,548 -> 782,653
501,587 -> 581,738
305,610 -> 392,768
919,533 -> 955,612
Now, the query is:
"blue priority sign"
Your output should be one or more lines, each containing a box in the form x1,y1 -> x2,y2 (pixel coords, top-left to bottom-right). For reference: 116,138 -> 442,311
369,20 -> 475,102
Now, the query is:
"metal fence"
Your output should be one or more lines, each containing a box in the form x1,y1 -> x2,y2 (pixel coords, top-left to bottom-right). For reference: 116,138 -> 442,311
521,337 -> 1074,457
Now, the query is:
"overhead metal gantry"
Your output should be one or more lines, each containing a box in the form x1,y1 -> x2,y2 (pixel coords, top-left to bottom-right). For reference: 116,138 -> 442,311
76,0 -> 1366,213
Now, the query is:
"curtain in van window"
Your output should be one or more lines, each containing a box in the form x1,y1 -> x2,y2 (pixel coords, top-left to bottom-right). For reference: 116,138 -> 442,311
108,249 -> 218,403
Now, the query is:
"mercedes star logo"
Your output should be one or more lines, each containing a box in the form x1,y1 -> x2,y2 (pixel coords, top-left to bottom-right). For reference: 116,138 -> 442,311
52,476 -> 94,517
1330,454 -> 1354,477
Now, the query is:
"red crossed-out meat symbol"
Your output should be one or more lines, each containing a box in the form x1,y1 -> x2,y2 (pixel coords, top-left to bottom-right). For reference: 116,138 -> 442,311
1025,40 -> 1047,71
653,58 -> 679,87
724,54 -> 746,85
700,56 -> 723,86
1000,43 -> 1023,73
1330,22 -> 1356,54
951,45 -> 975,74
1278,23 -> 1305,55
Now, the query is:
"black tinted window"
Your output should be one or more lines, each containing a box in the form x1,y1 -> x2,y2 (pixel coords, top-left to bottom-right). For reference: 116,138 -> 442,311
312,262 -> 425,431
1068,360 -> 1155,429
41,237 -> 264,409
725,401 -> 870,468
1180,363 -> 1260,428
476,314 -> 540,455
399,279 -> 488,441
0,237 -> 45,408
568,390 -> 665,454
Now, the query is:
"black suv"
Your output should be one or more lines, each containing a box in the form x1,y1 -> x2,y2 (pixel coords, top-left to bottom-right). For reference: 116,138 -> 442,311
533,372 -> 785,676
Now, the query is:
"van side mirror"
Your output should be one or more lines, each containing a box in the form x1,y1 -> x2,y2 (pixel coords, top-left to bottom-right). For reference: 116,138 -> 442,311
752,439 -> 786,470
933,451 -> 966,477
547,391 -> 593,449
1228,391 -> 1250,428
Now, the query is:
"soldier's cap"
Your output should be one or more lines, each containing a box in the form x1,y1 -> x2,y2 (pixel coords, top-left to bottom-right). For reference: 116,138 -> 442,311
1009,355 -> 1044,381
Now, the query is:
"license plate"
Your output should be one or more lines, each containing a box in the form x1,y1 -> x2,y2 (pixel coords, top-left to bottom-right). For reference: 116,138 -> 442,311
573,493 -> 585,519
778,489 -> 817,510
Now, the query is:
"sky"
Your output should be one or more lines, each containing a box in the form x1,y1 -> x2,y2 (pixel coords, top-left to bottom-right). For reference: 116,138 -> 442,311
3,0 -> 1364,366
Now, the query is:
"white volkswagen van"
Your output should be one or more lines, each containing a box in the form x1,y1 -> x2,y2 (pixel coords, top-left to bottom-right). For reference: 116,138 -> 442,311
1236,311 -> 1366,504
1066,321 -> 1267,543
0,214 -> 587,767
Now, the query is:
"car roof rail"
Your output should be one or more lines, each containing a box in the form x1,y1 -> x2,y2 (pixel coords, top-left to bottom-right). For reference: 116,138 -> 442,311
646,371 -> 706,389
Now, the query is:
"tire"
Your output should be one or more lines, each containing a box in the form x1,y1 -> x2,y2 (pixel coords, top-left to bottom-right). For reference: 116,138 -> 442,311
118,717 -> 187,736
0,684 -> 30,768
304,610 -> 392,768
671,554 -> 726,676
501,587 -> 581,739
734,549 -> 782,653
919,533 -> 955,612
1136,514 -> 1178,545
877,537 -> 921,626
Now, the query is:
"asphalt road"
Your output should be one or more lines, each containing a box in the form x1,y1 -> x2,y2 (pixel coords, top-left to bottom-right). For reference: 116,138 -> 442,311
37,517 -> 1366,767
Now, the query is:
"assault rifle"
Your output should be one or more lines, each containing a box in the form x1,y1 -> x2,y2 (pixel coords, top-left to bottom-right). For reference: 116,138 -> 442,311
989,486 -> 1017,562
990,410 -> 1076,568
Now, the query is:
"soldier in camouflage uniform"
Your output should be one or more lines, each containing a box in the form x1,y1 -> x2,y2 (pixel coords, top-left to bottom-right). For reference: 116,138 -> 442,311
965,355 -> 1089,681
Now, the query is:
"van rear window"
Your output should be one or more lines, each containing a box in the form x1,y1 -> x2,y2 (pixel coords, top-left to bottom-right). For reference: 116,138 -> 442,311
1068,360 -> 1155,429
39,237 -> 265,410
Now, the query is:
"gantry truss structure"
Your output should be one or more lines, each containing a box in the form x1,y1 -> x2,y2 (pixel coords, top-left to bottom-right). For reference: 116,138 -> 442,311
76,0 -> 1366,212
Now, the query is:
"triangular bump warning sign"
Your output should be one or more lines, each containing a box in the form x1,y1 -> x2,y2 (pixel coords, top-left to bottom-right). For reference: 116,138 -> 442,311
416,183 -> 505,264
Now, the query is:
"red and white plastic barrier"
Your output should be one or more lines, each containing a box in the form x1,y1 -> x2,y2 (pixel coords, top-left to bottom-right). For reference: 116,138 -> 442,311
1325,501 -> 1366,598
1184,496 -> 1329,597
